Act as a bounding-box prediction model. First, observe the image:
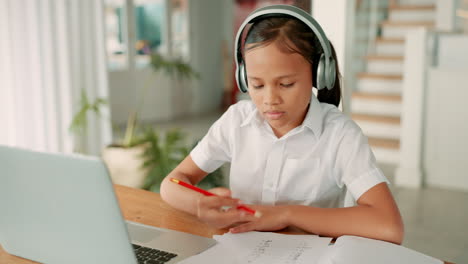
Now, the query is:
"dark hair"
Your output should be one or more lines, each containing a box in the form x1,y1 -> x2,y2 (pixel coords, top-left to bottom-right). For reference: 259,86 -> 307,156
243,16 -> 342,107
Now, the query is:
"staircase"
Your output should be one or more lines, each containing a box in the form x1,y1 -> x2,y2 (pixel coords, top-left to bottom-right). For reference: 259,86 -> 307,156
352,1 -> 436,164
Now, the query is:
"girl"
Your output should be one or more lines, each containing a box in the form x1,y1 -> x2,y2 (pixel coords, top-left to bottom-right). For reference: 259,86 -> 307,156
160,5 -> 404,244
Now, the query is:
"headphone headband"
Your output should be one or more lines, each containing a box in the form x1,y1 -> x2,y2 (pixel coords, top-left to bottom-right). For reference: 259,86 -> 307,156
234,5 -> 336,93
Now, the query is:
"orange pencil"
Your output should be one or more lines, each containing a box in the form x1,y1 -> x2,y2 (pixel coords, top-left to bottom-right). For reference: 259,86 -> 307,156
170,178 -> 262,218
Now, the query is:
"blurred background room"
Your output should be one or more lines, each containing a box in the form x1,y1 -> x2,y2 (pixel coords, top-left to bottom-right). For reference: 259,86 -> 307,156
1,0 -> 468,262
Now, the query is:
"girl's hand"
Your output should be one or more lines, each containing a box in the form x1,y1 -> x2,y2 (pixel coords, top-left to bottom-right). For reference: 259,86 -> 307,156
229,205 -> 290,233
196,187 -> 255,229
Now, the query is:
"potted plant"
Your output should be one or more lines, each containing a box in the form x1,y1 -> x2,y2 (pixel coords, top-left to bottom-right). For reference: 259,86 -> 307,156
102,52 -> 199,189
69,89 -> 108,154
136,127 -> 225,192
71,52 -> 224,191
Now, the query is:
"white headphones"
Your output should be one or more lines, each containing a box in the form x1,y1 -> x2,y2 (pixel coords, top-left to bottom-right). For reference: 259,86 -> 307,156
234,5 -> 336,93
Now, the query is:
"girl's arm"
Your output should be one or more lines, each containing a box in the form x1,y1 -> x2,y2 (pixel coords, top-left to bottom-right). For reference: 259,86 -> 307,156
160,155 -> 207,215
230,182 -> 404,244
160,156 -> 249,228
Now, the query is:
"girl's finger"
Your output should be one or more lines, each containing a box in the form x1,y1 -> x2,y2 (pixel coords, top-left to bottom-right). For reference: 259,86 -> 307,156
229,221 -> 256,233
208,187 -> 232,197
198,195 -> 240,209
211,209 -> 247,227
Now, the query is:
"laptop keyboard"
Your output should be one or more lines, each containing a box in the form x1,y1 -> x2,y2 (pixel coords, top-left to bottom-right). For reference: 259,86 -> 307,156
132,244 -> 178,264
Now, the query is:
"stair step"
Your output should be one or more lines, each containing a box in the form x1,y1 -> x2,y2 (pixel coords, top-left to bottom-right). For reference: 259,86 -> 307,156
368,137 -> 400,149
457,9 -> 468,19
351,93 -> 401,117
381,20 -> 434,38
354,114 -> 401,140
357,73 -> 403,81
353,92 -> 402,102
356,78 -> 402,95
375,37 -> 405,44
388,4 -> 435,22
371,146 -> 400,164
375,37 -> 405,55
366,59 -> 404,75
355,118 -> 400,140
388,4 -> 435,11
375,40 -> 405,56
389,13 -> 435,23
365,55 -> 404,61
352,113 -> 400,124
381,20 -> 435,27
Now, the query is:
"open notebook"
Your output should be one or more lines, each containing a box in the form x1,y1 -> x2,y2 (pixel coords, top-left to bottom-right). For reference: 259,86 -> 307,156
179,232 -> 443,264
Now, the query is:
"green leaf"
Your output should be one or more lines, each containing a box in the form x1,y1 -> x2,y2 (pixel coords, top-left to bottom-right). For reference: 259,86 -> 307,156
69,88 -> 108,137
150,53 -> 200,81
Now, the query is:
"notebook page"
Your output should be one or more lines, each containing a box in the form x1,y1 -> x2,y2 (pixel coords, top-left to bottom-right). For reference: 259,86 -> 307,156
322,236 -> 443,264
179,232 -> 332,264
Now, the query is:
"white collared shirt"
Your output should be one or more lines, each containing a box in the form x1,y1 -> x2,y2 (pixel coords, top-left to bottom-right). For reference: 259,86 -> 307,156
190,95 -> 388,208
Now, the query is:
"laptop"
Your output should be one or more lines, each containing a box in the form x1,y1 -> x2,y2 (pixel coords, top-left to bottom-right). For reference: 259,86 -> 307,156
0,145 -> 216,264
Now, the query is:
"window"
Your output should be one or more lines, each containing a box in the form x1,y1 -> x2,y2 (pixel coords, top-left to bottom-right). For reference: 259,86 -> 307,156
134,0 -> 166,68
170,0 -> 189,60
105,0 -> 178,71
105,0 -> 127,70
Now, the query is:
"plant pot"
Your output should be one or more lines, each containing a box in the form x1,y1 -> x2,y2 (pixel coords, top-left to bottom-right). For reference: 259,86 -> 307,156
101,144 -> 149,189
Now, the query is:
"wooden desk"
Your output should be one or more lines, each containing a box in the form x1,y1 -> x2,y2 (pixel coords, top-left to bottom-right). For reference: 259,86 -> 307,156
0,185 -> 453,264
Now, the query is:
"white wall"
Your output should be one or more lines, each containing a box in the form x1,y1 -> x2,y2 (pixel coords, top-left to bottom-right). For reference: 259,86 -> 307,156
422,34 -> 468,191
396,31 -> 468,191
108,69 -> 172,124
188,0 -> 226,115
424,69 -> 468,191
311,1 -> 349,74
312,0 -> 355,113
437,34 -> 468,68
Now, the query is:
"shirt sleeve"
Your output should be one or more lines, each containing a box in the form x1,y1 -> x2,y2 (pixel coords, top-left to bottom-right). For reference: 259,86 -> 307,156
190,106 -> 234,173
334,120 -> 390,202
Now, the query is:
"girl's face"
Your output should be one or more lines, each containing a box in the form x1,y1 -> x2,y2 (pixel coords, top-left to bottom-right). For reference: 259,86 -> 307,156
245,41 -> 313,138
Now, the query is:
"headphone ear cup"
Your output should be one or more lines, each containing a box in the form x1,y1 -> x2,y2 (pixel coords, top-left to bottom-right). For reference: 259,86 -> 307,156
326,57 -> 336,89
316,54 -> 326,90
236,63 -> 248,93
239,64 -> 248,93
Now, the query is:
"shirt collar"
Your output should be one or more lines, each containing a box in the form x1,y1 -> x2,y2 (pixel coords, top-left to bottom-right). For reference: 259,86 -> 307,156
240,107 -> 262,127
302,93 -> 323,138
240,94 -> 323,138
